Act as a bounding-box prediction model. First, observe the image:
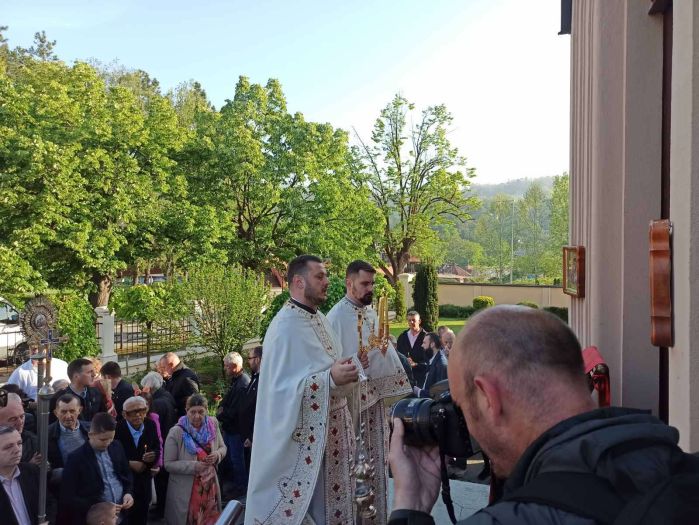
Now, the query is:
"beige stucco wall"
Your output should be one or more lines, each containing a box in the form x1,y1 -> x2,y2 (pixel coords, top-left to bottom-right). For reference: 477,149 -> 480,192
397,275 -> 569,310
570,0 -> 663,413
436,283 -> 569,309
669,0 -> 699,452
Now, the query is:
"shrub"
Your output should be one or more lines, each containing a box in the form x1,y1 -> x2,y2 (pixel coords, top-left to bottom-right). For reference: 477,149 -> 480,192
187,264 -> 270,379
473,295 -> 495,310
319,275 -> 346,314
439,304 -> 476,318
544,306 -> 569,323
412,263 -> 439,331
392,279 -> 406,322
517,301 -> 539,309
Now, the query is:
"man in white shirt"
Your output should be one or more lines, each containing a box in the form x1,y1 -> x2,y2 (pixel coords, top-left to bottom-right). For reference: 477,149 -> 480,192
0,424 -> 38,525
7,357 -> 70,401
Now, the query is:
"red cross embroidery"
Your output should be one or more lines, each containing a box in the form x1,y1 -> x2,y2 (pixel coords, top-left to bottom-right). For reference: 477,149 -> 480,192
333,483 -> 340,492
305,456 -> 312,464
285,509 -> 292,517
335,510 -> 343,518
293,490 -> 301,498
310,383 -> 319,391
331,428 -> 338,435
309,435 -> 315,443
311,403 -> 320,411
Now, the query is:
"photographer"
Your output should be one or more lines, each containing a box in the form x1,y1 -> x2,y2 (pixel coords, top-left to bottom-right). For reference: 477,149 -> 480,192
388,305 -> 699,524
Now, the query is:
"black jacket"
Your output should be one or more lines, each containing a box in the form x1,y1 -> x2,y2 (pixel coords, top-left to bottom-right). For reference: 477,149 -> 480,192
20,429 -> 39,463
397,352 -> 415,388
417,352 -> 448,397
0,463 -> 39,525
396,329 -> 428,386
47,420 -> 90,469
389,407 -> 691,525
151,387 -> 177,436
58,440 -> 133,525
237,372 -> 259,441
50,385 -> 107,423
112,379 -> 135,419
217,372 -> 250,435
165,363 -> 200,417
115,418 -> 161,501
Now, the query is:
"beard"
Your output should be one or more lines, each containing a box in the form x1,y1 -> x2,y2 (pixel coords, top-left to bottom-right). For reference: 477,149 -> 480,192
359,291 -> 373,305
304,286 -> 328,307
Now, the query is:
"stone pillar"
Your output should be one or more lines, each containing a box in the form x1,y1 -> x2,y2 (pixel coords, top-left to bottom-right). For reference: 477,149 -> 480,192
95,306 -> 117,362
669,0 -> 699,451
569,0 -> 663,411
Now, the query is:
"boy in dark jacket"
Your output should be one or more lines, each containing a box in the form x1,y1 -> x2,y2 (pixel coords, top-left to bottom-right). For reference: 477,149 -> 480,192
58,412 -> 133,525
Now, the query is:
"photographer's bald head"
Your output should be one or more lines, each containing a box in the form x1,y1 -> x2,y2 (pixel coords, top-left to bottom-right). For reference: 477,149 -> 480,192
448,305 -> 594,478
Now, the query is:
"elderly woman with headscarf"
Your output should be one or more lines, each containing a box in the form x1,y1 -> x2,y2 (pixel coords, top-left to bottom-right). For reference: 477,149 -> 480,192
164,393 -> 226,525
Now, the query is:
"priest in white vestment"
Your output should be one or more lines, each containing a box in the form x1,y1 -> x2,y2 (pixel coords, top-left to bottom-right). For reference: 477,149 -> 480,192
246,255 -> 362,525
327,261 -> 412,523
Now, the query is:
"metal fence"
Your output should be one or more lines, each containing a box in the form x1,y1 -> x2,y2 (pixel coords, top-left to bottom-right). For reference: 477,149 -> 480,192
96,317 -> 194,360
0,330 -> 26,376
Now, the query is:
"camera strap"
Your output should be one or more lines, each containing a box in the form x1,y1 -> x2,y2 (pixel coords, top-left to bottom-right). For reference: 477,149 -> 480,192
437,420 -> 458,524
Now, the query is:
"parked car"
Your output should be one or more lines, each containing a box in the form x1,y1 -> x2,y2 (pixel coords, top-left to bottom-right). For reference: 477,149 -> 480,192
0,297 -> 29,366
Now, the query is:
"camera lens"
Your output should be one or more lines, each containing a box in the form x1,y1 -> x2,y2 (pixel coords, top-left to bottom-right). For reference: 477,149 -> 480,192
390,397 -> 438,448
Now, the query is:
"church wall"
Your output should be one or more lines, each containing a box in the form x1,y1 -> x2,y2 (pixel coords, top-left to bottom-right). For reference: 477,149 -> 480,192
570,0 -> 663,413
669,0 -> 699,452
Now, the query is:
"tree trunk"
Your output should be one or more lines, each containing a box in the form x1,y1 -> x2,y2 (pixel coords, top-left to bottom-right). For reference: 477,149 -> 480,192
89,274 -> 112,308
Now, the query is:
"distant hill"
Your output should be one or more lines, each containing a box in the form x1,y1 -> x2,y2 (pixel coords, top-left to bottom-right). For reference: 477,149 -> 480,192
469,176 -> 556,200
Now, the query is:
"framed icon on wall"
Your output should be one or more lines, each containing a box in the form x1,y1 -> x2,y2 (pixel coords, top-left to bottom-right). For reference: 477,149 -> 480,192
563,246 -> 585,298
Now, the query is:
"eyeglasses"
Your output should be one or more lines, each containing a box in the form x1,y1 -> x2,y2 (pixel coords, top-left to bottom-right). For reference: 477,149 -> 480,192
125,408 -> 147,415
0,390 -> 6,408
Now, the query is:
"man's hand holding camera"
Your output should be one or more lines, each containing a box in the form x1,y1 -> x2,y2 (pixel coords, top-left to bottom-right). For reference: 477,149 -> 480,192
389,418 -> 442,513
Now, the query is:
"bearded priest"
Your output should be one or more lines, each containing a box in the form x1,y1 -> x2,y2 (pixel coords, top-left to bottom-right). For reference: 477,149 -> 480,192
245,255 -> 362,525
326,261 -> 412,523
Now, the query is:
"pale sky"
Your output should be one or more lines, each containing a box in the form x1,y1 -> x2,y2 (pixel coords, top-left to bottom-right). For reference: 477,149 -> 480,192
2,0 -> 570,184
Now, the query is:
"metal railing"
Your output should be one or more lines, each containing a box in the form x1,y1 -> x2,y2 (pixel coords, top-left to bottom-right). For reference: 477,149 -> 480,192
215,501 -> 244,525
96,317 -> 194,360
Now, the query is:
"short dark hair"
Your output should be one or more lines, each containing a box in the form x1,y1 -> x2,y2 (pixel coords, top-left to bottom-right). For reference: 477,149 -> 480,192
286,254 -> 323,285
56,394 -> 80,407
250,345 -> 263,358
67,358 -> 93,380
100,361 -> 122,378
90,412 -> 116,433
346,260 -> 376,278
425,332 -> 441,348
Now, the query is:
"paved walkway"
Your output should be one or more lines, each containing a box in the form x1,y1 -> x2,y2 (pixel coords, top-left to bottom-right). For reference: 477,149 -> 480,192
148,478 -> 489,524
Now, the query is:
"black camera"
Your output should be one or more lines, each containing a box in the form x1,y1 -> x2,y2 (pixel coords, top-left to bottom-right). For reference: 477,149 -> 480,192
390,380 -> 473,459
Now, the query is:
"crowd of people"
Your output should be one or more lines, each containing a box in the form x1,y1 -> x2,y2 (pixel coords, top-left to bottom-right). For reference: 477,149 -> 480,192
2,255 -> 698,525
0,346 -> 261,525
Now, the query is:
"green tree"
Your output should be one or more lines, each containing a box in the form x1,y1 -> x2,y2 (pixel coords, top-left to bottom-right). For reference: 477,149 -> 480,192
185,77 -> 379,272
354,94 -> 478,286
110,282 -> 190,367
515,183 -> 549,279
546,173 -> 569,281
412,263 -> 439,332
474,195 -> 514,282
186,264 -> 270,379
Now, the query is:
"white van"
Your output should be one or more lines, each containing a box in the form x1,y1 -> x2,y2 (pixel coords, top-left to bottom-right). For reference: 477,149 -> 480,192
0,297 -> 28,366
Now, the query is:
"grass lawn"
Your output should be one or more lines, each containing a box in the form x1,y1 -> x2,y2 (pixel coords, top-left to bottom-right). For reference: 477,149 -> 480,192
389,317 -> 468,338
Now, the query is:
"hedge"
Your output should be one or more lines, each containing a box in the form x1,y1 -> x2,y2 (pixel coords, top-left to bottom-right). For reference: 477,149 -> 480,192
439,304 -> 477,319
473,295 -> 495,310
543,306 -> 569,323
